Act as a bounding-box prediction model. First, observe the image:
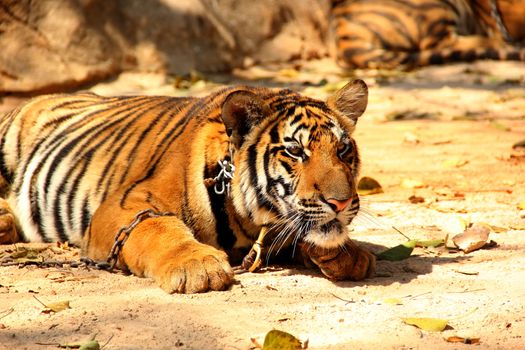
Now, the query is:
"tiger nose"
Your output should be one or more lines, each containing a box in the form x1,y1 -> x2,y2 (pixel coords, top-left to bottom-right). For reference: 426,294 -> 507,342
326,197 -> 353,213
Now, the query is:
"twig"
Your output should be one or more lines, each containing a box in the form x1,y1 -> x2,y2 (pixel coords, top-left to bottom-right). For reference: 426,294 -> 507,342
101,334 -> 114,350
0,307 -> 14,320
392,226 -> 412,240
403,291 -> 432,300
32,295 -> 47,308
449,288 -> 486,294
329,292 -> 356,304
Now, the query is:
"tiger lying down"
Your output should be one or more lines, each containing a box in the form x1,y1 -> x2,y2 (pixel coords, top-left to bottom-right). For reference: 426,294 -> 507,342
0,80 -> 375,293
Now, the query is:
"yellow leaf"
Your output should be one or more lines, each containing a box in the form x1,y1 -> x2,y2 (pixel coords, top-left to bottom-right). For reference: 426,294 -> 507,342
383,298 -> 403,305
263,330 -> 304,350
43,300 -> 71,314
79,340 -> 100,350
444,217 -> 470,234
518,201 -> 525,210
278,68 -> 299,78
357,176 -> 384,195
442,158 -> 469,168
402,317 -> 448,332
400,179 -> 425,189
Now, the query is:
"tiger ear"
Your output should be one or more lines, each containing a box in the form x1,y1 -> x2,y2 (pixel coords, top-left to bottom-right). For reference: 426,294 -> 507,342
221,90 -> 271,148
327,79 -> 368,127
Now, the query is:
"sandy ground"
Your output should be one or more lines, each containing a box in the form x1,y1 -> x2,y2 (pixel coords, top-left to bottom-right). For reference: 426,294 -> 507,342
1,60 -> 525,350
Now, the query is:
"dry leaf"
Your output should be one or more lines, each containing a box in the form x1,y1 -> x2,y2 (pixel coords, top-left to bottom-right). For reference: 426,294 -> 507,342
408,195 -> 425,204
259,330 -> 306,350
517,201 -> 525,210
512,139 -> 525,149
452,224 -> 490,253
42,300 -> 71,314
444,217 -> 470,235
400,179 -> 425,189
79,340 -> 100,350
403,132 -> 420,144
402,317 -> 448,332
442,158 -> 469,168
357,176 -> 384,195
278,68 -> 300,78
446,336 -> 480,344
476,222 -> 507,234
383,298 -> 403,305
376,240 -> 416,261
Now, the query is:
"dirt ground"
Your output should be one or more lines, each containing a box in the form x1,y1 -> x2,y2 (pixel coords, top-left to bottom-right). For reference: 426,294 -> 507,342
1,60 -> 525,350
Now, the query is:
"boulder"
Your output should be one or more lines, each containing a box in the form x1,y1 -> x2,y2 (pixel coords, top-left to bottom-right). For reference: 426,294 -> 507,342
0,0 -> 330,94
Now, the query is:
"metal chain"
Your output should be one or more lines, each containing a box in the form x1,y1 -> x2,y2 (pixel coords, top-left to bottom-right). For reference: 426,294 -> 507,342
106,209 -> 175,270
0,209 -> 175,272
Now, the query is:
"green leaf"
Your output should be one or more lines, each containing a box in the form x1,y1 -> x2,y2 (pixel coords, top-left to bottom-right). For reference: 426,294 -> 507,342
376,240 -> 416,261
357,176 -> 384,195
402,317 -> 448,332
79,340 -> 100,350
416,239 -> 444,248
263,330 -> 303,350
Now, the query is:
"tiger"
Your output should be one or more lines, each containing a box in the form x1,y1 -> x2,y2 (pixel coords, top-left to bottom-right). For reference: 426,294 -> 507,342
0,80 -> 375,293
331,0 -> 525,69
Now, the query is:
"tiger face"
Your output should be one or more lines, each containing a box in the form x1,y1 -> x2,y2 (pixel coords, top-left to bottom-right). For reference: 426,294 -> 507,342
223,80 -> 368,256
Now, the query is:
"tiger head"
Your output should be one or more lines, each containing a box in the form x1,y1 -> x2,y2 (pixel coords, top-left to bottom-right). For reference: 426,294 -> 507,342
221,80 -> 368,252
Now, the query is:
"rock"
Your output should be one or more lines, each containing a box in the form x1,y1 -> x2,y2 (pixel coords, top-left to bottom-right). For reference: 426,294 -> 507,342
0,0 -> 330,94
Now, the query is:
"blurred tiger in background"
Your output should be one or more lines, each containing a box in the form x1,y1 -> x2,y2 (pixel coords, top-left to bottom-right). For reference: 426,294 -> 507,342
331,0 -> 525,69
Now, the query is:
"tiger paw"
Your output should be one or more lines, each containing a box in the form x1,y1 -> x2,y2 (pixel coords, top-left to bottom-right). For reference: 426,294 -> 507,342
300,240 -> 375,281
154,244 -> 234,294
0,200 -> 19,244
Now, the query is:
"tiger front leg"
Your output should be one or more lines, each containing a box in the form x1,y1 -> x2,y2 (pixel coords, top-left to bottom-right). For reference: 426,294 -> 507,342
300,240 -> 375,281
84,203 -> 234,294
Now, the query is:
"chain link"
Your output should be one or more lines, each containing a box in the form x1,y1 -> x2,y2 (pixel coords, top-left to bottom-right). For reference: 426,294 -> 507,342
106,209 -> 175,270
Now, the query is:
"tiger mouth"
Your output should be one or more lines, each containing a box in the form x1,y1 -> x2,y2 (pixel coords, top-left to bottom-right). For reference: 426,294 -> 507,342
319,219 -> 343,233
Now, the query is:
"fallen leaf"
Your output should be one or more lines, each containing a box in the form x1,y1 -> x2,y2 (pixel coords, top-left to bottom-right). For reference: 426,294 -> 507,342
442,158 -> 469,168
403,132 -> 420,144
517,201 -> 525,210
42,300 -> 71,314
400,179 -> 425,189
79,340 -> 100,350
278,68 -> 300,78
512,139 -> 525,149
416,239 -> 445,248
383,298 -> 403,305
376,240 -> 416,261
446,336 -> 480,344
452,224 -> 490,253
408,195 -> 425,204
453,269 -> 479,276
444,217 -> 470,235
386,110 -> 434,121
402,317 -> 448,332
357,176 -> 384,195
476,222 -> 507,234
262,330 -> 306,350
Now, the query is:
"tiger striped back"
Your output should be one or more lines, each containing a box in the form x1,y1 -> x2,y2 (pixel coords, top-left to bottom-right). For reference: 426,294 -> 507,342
331,0 -> 525,69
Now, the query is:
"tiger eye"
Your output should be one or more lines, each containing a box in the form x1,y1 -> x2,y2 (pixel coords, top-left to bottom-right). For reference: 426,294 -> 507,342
285,144 -> 304,159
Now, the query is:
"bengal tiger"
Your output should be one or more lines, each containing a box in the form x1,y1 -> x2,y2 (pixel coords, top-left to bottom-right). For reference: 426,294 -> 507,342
331,0 -> 525,69
0,81 -> 375,293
